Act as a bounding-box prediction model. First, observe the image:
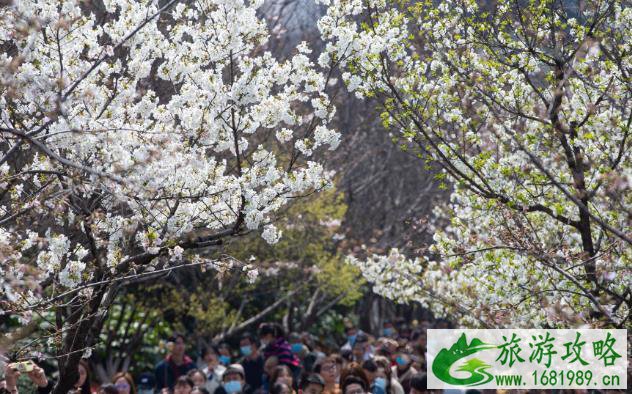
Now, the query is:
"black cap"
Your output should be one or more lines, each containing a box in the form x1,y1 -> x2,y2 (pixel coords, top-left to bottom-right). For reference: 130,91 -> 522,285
300,373 -> 325,390
138,372 -> 155,388
355,333 -> 369,343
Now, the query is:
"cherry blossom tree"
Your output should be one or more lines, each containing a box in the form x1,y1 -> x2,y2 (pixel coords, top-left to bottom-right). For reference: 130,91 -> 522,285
319,0 -> 631,328
0,0 -> 339,391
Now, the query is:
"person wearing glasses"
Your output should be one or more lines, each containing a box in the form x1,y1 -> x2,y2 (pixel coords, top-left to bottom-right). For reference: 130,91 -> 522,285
313,357 -> 340,394
111,372 -> 136,394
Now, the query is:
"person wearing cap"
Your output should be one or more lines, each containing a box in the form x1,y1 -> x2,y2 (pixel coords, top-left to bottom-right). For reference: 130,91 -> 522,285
155,333 -> 197,391
227,364 -> 245,379
136,372 -> 155,394
214,366 -> 249,394
298,374 -> 324,394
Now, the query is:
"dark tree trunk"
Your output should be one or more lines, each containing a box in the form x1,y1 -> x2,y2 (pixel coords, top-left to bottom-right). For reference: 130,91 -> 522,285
52,283 -> 113,394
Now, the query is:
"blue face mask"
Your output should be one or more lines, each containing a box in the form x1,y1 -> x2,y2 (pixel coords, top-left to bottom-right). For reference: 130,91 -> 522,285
219,355 -> 231,365
240,345 -> 252,356
224,380 -> 242,394
347,334 -> 357,346
396,356 -> 408,367
374,377 -> 387,391
383,328 -> 394,337
291,343 -> 303,353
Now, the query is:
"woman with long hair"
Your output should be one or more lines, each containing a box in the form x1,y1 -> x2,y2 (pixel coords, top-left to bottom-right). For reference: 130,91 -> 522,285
75,359 -> 95,394
270,365 -> 294,392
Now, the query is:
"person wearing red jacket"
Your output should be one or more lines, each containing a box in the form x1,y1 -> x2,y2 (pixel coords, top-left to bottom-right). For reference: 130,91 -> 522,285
155,333 -> 197,391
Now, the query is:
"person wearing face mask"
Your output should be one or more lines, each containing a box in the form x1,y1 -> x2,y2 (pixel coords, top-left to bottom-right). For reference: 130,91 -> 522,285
370,376 -> 386,394
217,343 -> 232,367
340,326 -> 359,353
201,346 -> 226,394
381,322 -> 396,339
258,323 -> 275,350
288,333 -> 307,360
360,360 -> 384,394
238,333 -> 264,394
390,352 -> 416,394
372,357 -> 402,394
214,366 -> 248,394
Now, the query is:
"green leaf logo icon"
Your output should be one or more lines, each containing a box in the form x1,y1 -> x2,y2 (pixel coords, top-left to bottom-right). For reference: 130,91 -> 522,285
432,333 -> 496,386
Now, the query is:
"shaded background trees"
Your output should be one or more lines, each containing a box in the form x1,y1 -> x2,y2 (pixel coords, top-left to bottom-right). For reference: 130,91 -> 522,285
263,0 -> 447,330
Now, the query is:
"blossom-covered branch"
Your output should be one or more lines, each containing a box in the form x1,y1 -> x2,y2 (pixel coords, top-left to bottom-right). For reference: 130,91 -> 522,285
318,0 -> 631,327
1,0 -> 340,391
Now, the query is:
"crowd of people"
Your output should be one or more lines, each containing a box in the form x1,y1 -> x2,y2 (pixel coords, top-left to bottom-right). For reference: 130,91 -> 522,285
142,321 -> 433,394
0,320 -> 619,394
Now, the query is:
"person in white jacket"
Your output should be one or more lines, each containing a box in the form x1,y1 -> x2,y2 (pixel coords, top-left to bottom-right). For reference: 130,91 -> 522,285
200,346 -> 226,394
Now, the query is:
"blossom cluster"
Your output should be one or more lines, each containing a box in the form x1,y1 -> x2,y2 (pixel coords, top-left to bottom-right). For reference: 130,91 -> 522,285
0,0 -> 339,318
319,0 -> 631,327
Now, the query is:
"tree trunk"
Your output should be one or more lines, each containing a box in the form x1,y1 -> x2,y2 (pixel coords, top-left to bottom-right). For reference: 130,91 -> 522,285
52,283 -> 113,394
